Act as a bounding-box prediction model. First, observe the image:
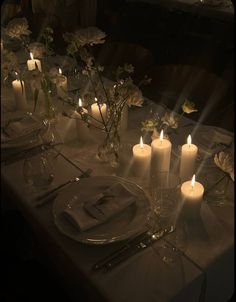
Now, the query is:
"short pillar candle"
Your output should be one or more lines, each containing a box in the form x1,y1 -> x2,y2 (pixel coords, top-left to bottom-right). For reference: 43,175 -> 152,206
181,174 -> 204,219
179,135 -> 198,182
132,136 -> 151,177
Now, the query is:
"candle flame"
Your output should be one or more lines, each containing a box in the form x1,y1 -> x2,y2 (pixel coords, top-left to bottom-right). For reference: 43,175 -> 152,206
30,52 -> 33,60
95,97 -> 97,102
191,174 -> 195,188
140,136 -> 144,148
78,98 -> 82,107
59,68 -> 62,74
187,134 -> 191,146
160,129 -> 164,141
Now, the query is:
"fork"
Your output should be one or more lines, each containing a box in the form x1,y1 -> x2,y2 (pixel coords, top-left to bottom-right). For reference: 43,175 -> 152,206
35,168 -> 92,207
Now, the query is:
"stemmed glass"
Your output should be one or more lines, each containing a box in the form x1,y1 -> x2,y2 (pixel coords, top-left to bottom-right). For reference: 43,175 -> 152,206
148,171 -> 187,263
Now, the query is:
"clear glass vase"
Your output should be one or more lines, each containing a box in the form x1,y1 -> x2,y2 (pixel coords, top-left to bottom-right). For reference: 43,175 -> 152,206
96,129 -> 120,168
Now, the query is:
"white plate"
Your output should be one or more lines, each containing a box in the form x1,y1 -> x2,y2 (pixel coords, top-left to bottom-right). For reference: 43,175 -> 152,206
53,176 -> 151,245
1,111 -> 46,149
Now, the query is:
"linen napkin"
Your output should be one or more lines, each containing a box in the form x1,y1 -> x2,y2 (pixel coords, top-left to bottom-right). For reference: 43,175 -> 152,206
63,183 -> 136,231
197,127 -> 233,156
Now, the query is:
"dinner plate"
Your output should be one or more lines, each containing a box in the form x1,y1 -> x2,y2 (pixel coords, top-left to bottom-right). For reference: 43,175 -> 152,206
53,176 -> 151,245
1,111 -> 46,149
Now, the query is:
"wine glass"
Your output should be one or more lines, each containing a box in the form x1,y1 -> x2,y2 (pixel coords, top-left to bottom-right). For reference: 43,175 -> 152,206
23,148 -> 54,189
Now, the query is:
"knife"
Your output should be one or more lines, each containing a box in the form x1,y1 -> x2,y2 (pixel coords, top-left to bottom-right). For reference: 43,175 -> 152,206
92,229 -> 150,271
93,226 -> 174,272
103,226 -> 174,271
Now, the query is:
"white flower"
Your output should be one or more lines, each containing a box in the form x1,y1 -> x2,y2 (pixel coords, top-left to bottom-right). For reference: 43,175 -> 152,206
151,128 -> 169,141
182,99 -> 198,114
141,119 -> 159,132
161,112 -> 178,129
29,42 -> 46,59
214,151 -> 234,179
126,85 -> 143,107
74,27 -> 106,46
5,18 -> 31,39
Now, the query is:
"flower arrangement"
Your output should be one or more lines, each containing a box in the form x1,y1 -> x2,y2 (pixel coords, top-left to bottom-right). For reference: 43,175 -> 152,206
62,27 -> 150,166
141,99 -> 197,141
5,17 -> 31,52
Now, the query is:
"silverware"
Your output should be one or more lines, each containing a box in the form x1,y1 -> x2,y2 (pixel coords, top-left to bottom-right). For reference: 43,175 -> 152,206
93,226 -> 174,272
92,229 -> 149,271
35,169 -> 92,207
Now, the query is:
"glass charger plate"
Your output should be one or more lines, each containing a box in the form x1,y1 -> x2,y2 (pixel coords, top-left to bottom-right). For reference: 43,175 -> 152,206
53,176 -> 151,245
1,111 -> 47,149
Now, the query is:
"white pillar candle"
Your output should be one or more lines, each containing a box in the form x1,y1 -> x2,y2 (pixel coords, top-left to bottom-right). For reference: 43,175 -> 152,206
12,76 -> 28,110
132,136 -> 151,177
151,130 -> 172,174
56,68 -> 68,98
181,174 -> 204,218
179,135 -> 198,182
91,99 -> 107,123
76,98 -> 90,141
27,52 -> 42,72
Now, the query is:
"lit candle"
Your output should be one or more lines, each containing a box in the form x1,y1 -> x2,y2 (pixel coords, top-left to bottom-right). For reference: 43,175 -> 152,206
12,72 -> 28,110
151,130 -> 172,174
91,98 -> 107,123
181,174 -> 204,218
132,136 -> 151,177
179,135 -> 198,182
76,98 -> 90,141
27,52 -> 42,72
56,68 -> 68,98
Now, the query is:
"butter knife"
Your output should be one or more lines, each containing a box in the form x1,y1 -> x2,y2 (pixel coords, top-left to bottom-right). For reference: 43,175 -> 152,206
94,226 -> 174,272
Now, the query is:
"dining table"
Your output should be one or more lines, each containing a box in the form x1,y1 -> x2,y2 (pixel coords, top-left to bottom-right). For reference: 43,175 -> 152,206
1,47 -> 234,302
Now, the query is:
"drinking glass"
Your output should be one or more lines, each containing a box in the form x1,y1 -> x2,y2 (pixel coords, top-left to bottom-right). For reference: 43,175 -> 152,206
149,172 -> 186,263
23,148 -> 54,188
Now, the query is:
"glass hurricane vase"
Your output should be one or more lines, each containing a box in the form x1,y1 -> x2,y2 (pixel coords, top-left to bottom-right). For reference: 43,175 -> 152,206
96,129 -> 120,168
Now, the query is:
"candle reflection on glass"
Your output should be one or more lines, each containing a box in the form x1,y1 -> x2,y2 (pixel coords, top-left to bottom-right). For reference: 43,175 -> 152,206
56,68 -> 68,98
12,72 -> 28,110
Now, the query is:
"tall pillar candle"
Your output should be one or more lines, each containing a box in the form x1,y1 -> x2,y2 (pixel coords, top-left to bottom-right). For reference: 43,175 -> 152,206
181,174 -> 204,219
27,52 -> 42,72
91,99 -> 107,124
179,135 -> 198,182
12,77 -> 28,110
56,68 -> 68,98
151,130 -> 172,174
132,136 -> 151,177
76,98 -> 90,141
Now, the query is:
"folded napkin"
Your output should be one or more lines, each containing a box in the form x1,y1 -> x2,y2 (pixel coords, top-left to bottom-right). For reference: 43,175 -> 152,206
63,183 -> 135,231
197,128 -> 233,156
2,115 -> 42,142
